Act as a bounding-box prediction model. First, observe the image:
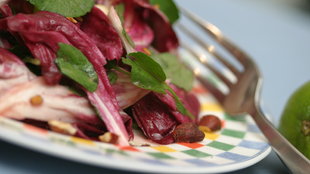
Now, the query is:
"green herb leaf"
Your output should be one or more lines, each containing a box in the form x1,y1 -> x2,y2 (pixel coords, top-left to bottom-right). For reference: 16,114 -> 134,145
152,53 -> 194,91
115,3 -> 125,24
23,57 -> 41,65
105,60 -> 117,70
123,52 -> 194,119
127,52 -> 166,82
166,87 -> 194,119
55,43 -> 98,92
122,52 -> 167,93
114,3 -> 135,48
28,0 -> 94,17
107,71 -> 118,84
122,29 -> 135,48
149,0 -> 179,24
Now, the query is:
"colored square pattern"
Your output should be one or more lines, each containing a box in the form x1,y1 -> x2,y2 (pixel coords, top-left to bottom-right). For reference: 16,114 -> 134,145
148,152 -> 175,159
229,146 -> 260,157
224,113 -> 246,122
223,120 -> 248,132
182,149 -> 212,158
178,142 -> 204,149
204,132 -> 219,140
221,129 -> 246,138
152,146 -> 177,152
207,141 -> 235,151
238,140 -> 269,150
217,152 -> 251,161
215,135 -> 243,146
247,124 -> 261,133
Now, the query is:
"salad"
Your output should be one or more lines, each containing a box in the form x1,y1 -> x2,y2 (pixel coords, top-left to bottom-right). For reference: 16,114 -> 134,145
0,0 -> 217,146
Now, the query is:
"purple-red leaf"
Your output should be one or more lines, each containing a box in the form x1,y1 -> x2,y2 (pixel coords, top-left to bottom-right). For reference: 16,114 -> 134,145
81,7 -> 123,61
121,0 -> 179,52
0,11 -> 107,84
0,11 -> 132,145
132,92 -> 176,144
131,84 -> 201,144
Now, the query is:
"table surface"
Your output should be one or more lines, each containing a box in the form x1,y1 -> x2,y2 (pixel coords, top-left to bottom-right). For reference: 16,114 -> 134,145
1,0 -> 310,173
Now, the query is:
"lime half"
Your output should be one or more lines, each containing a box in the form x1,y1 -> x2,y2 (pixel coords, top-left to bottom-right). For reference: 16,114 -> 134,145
279,81 -> 310,159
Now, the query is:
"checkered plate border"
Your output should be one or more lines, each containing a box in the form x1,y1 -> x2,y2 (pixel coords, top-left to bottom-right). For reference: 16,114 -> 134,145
0,82 -> 271,173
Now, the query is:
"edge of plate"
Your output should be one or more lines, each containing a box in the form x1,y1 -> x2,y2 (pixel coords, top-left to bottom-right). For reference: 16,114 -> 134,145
0,117 -> 271,174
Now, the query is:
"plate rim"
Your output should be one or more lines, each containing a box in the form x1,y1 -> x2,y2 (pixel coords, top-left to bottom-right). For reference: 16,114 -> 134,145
0,116 -> 271,174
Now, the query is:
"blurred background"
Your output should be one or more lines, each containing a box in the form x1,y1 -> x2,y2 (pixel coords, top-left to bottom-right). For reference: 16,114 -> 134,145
177,0 -> 310,126
0,0 -> 310,173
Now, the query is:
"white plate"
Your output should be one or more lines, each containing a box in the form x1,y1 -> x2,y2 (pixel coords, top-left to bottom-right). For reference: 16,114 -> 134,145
0,81 -> 271,173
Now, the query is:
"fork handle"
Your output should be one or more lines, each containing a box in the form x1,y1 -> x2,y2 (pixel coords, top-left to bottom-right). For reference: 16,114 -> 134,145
250,105 -> 310,174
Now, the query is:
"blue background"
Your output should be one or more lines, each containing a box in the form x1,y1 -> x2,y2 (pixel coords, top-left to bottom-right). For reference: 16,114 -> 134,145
1,0 -> 309,173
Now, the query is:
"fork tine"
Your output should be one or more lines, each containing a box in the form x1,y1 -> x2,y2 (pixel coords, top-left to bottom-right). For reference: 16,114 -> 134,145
180,42 -> 234,89
195,75 -> 226,104
179,50 -> 226,104
181,8 -> 252,66
177,24 -> 241,77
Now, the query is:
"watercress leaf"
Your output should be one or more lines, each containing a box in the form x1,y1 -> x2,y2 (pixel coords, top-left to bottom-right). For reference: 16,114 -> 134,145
55,43 -> 98,92
122,29 -> 135,48
105,60 -> 117,70
127,52 -> 166,82
114,3 -> 135,48
107,71 -> 118,84
152,53 -> 194,91
149,0 -> 179,24
122,52 -> 193,119
115,3 -> 125,24
122,57 -> 166,93
28,0 -> 94,17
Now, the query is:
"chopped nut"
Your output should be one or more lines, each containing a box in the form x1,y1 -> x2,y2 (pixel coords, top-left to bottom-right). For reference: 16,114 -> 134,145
143,48 -> 152,56
74,17 -> 83,22
48,120 -> 77,135
66,17 -> 78,23
99,132 -> 119,144
140,143 -> 151,147
198,126 -> 212,133
129,142 -> 151,147
172,122 -> 205,143
199,115 -> 222,132
30,95 -> 43,106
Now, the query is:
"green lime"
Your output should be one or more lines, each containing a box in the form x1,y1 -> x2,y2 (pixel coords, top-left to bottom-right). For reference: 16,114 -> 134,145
279,81 -> 310,159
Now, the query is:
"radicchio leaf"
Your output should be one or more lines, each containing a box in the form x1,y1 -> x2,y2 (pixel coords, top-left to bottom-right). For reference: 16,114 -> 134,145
121,0 -> 179,52
131,85 -> 200,144
0,11 -> 132,145
132,92 -> 176,144
0,3 -> 13,17
80,6 -> 123,61
0,49 -> 99,125
102,5 -> 136,53
155,84 -> 201,123
0,48 -> 35,94
112,70 -> 149,109
122,0 -> 154,51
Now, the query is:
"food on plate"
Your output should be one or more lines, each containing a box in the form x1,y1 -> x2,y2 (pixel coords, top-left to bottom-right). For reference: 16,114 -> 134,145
279,81 -> 310,159
198,115 -> 222,132
0,0 -> 221,146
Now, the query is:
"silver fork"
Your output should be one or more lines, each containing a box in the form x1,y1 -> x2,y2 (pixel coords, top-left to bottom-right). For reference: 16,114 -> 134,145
178,9 -> 310,174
